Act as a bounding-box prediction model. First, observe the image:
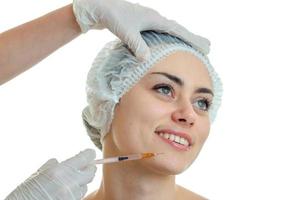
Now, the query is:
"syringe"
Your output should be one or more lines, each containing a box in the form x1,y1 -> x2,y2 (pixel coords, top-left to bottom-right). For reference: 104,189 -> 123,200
93,152 -> 164,164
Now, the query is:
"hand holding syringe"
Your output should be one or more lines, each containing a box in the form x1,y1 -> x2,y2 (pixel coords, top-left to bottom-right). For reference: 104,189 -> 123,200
93,152 -> 164,164
4,150 -> 163,200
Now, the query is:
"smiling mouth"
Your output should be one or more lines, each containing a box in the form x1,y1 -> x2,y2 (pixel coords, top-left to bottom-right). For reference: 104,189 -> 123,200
154,131 -> 191,151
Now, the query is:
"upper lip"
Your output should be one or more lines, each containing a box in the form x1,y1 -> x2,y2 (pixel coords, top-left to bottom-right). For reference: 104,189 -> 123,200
155,128 -> 193,146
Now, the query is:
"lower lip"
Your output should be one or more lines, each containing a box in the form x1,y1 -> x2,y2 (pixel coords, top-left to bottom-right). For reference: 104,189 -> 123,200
155,133 -> 191,151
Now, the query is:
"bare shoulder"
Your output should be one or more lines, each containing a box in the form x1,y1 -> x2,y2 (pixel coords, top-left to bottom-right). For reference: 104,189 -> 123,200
176,184 -> 208,200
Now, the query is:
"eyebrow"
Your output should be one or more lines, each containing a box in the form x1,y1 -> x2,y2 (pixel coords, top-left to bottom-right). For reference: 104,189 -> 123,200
150,72 -> 214,96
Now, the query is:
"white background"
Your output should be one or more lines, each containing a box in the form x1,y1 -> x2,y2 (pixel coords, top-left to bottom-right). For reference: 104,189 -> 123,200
1,0 -> 300,199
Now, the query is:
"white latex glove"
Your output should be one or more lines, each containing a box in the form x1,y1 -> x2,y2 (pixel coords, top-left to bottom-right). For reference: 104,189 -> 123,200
5,149 -> 97,200
73,0 -> 211,61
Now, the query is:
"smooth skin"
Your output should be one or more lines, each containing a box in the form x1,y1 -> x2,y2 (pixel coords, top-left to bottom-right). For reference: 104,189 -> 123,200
85,51 -> 212,200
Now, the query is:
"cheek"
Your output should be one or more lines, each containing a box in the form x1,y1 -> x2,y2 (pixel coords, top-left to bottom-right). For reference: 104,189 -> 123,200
111,105 -> 139,148
195,119 -> 211,147
112,95 -> 171,149
131,93 -> 170,125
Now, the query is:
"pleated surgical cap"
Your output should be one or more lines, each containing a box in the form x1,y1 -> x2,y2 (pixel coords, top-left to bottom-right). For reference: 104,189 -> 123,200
82,31 -> 223,150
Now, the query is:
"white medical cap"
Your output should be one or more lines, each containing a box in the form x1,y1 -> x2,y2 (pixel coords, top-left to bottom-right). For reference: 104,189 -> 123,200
82,31 -> 223,150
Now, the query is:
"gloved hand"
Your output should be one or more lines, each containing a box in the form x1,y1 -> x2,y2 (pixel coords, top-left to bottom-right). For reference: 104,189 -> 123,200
73,0 -> 210,61
5,149 -> 97,200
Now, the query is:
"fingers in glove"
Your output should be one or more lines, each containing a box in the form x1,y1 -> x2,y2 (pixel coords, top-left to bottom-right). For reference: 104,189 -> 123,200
131,33 -> 151,61
55,167 -> 92,200
78,164 -> 97,185
150,19 -> 211,55
72,185 -> 88,200
61,149 -> 96,170
80,185 -> 88,199
113,26 -> 151,62
38,158 -> 59,172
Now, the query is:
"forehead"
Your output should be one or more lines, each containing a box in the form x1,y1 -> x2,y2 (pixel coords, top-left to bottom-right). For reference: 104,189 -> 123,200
145,51 -> 213,89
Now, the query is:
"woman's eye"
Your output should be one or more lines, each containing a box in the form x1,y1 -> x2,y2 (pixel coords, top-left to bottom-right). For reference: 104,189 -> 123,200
153,84 -> 212,112
194,98 -> 211,111
153,84 -> 173,97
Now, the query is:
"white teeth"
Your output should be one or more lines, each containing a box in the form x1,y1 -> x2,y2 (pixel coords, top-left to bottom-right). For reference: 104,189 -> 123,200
174,136 -> 180,143
180,137 -> 186,145
157,132 -> 189,146
169,134 -> 175,141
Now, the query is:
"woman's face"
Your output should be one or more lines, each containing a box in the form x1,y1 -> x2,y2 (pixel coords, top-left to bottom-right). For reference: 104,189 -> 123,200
105,51 -> 213,175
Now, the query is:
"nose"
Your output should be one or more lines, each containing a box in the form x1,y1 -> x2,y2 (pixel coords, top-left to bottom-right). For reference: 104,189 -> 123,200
171,99 -> 196,127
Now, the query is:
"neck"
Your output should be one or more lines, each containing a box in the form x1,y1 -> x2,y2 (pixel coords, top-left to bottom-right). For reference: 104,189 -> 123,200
94,159 -> 177,200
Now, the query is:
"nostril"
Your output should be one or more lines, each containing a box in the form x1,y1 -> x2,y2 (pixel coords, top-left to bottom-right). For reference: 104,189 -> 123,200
178,118 -> 194,126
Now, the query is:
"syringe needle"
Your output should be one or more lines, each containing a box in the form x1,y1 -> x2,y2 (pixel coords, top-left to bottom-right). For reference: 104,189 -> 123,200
94,152 -> 164,165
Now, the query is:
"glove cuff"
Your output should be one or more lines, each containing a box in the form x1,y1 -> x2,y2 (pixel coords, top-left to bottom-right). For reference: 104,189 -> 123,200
72,0 -> 91,33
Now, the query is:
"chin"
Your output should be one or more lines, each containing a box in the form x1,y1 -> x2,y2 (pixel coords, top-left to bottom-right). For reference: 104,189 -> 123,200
140,154 -> 193,175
